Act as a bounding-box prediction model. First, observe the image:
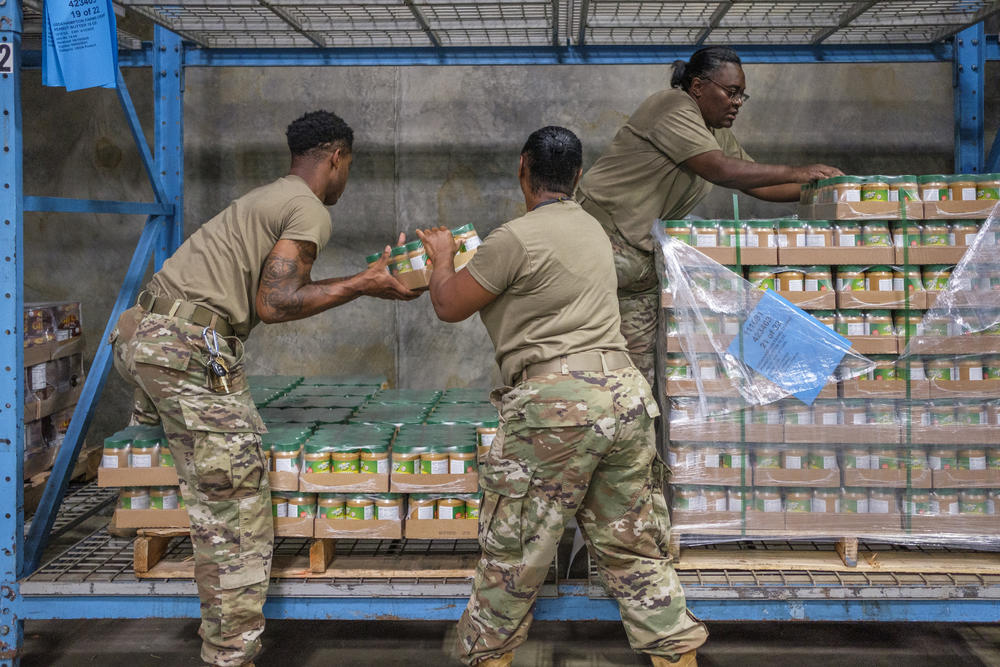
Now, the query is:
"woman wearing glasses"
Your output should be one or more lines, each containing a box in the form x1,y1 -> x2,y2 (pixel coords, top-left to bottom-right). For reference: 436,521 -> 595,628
575,46 -> 842,387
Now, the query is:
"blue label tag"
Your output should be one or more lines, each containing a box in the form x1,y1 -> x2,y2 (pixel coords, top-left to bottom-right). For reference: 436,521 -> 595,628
43,0 -> 118,91
726,290 -> 851,405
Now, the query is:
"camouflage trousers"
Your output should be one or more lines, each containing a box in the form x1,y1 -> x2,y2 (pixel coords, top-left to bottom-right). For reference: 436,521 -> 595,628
111,305 -> 272,667
609,231 -> 660,389
455,366 -> 707,665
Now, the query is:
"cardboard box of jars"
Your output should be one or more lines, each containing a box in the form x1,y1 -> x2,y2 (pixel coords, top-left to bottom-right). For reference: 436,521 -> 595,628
798,174 -> 999,221
668,484 -> 999,535
367,224 -> 481,292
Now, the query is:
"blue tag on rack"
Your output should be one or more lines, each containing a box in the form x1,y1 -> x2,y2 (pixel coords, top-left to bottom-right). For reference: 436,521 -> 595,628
727,290 -> 851,405
43,0 -> 118,91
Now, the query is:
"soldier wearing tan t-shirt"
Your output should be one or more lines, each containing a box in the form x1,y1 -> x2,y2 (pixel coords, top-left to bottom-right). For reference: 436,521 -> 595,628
111,110 -> 416,667
576,46 -> 842,386
417,126 -> 708,667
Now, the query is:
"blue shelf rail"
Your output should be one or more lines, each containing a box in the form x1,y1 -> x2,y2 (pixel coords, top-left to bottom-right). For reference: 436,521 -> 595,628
2,1 -> 999,660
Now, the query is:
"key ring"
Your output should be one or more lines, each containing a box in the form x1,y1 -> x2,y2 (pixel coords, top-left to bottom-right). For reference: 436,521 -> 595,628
202,327 -> 221,357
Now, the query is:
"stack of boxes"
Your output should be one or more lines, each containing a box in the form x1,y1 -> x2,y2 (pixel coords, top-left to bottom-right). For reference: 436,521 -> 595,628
100,375 -> 496,540
659,178 -> 1000,541
23,301 -> 89,480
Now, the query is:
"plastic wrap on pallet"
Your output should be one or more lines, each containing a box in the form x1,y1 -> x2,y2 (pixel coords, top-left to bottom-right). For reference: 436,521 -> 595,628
654,223 -> 874,420
657,213 -> 1000,548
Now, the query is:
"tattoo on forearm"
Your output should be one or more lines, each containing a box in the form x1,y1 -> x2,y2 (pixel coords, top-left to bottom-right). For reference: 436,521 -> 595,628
258,240 -> 316,320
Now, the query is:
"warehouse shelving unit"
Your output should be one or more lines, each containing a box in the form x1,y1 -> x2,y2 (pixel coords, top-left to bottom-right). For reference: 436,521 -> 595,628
3,1 -> 1000,663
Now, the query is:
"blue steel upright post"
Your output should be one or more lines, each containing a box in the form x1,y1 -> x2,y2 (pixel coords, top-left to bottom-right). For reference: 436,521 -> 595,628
0,1 -> 24,663
953,22 -> 985,174
154,25 -> 184,263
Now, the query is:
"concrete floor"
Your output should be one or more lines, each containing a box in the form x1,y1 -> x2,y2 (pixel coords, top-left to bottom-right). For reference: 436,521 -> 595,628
20,618 -> 1000,666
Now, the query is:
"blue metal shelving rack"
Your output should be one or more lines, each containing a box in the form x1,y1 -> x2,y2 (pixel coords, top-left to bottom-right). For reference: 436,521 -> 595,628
2,1 -> 1000,663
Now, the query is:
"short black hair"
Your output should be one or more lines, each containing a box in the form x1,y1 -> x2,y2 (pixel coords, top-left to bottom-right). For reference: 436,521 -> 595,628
520,126 -> 582,196
285,110 -> 353,158
671,47 -> 742,91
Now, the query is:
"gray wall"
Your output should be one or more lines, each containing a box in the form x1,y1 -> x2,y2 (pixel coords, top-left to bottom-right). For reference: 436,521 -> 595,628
21,60 -> 998,444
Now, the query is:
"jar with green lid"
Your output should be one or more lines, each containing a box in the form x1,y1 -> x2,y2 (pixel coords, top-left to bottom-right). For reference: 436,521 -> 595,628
929,400 -> 957,425
956,404 -> 986,426
805,220 -> 832,247
374,493 -> 404,520
746,220 -> 775,248
892,221 -> 922,248
754,445 -> 781,469
803,266 -> 833,292
868,488 -> 896,514
421,443 -> 449,474
960,490 -> 989,515
464,493 -> 482,519
922,265 -> 952,291
286,493 -> 318,518
318,493 -> 346,519
918,175 -> 949,202
870,355 -> 898,381
718,221 -> 746,248
926,359 -> 955,381
830,175 -> 863,203
304,442 -> 332,473
842,399 -> 868,426
365,252 -> 383,269
861,221 -> 892,247
691,220 -> 719,247
748,266 -> 775,290
931,490 -> 959,515
835,221 -> 861,247
359,442 -> 390,474
130,435 -> 160,468
928,448 -> 956,471
753,487 -> 783,513
159,442 -> 174,468
405,239 -> 429,271
785,488 -> 813,513
923,316 -> 951,337
271,491 -> 291,517
150,486 -> 179,510
837,267 -> 867,292
408,494 -> 437,520
893,267 -> 923,293
388,245 -> 411,275
984,355 -> 1000,380
345,494 -> 374,520
868,266 -> 893,292
840,488 -> 869,514
392,442 -> 422,474
843,447 -> 871,470
119,487 -> 150,510
661,221 -> 692,244
102,433 -> 131,470
776,219 -> 805,248
451,224 -> 482,253
894,312 -> 924,338
871,445 -> 899,470
663,354 -> 691,380
869,400 -> 896,425
868,312 -> 894,337
889,175 -> 919,202
921,221 -> 951,247
271,442 -> 302,473
437,497 -> 466,519
862,177 -> 890,202
836,310 -> 867,337
950,175 -> 978,202
952,220 -> 980,247
448,443 -> 477,474
977,173 -> 1000,200
808,447 -> 838,471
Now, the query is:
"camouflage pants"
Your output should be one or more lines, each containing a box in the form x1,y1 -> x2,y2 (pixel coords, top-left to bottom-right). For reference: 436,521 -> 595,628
609,231 -> 660,389
111,305 -> 272,667
456,366 -> 707,665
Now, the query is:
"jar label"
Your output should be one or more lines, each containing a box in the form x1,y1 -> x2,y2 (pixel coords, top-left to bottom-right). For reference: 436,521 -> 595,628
31,364 -> 47,391
805,234 -> 827,247
102,454 -> 121,469
760,498 -> 782,513
416,505 -> 435,520
785,279 -> 803,292
409,255 -> 427,270
376,505 -> 400,521
922,188 -> 940,201
728,497 -> 743,512
479,432 -> 496,449
783,455 -> 802,469
438,504 -> 458,519
392,459 -> 416,474
869,498 -> 890,514
695,234 -> 717,247
131,454 -> 153,469
967,456 -> 987,471
822,412 -> 839,425
273,501 -> 288,518
967,367 -> 984,382
699,366 -> 717,380
274,457 -> 299,473
703,453 -> 720,468
154,494 -> 179,510
463,236 -> 482,252
450,458 -> 474,474
306,459 -> 332,473
333,459 -> 360,473
838,233 -> 856,247
123,494 -> 149,510
852,413 -> 867,425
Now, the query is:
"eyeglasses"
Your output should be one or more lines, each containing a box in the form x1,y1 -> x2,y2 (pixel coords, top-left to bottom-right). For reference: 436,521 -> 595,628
701,77 -> 750,103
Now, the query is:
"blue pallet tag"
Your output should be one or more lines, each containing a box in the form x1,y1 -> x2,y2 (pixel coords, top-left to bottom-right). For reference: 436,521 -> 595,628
726,290 -> 851,405
43,0 -> 118,91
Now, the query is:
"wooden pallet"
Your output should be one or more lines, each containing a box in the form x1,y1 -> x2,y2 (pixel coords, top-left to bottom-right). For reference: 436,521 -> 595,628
668,532 -> 863,567
133,529 -> 479,579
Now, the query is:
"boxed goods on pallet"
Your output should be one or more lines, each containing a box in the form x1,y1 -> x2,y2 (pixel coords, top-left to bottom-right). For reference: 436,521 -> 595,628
365,224 -> 482,291
655,210 -> 1000,544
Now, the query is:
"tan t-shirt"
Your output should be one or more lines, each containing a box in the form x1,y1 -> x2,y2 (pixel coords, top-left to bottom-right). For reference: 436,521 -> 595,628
577,87 -> 753,252
148,175 -> 333,339
466,200 -> 628,385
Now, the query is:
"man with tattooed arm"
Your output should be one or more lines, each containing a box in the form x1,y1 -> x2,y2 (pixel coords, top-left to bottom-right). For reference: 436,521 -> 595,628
109,110 -> 416,667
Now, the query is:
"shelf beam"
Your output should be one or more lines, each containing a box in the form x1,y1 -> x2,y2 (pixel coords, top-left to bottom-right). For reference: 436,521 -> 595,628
953,23 -> 985,173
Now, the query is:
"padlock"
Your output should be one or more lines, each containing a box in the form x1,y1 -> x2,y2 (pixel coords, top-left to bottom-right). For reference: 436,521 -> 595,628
208,356 -> 232,394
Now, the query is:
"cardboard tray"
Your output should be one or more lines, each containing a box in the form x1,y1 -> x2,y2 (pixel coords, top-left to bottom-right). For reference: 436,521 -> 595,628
395,250 -> 478,291
838,378 -> 930,399
664,378 -> 743,398
313,518 -> 402,539
906,515 -> 1000,534
783,512 -> 904,533
774,290 -> 836,310
671,510 -> 746,531
114,509 -> 189,529
837,291 -> 927,310
697,247 -> 779,265
931,468 -> 1000,489
298,472 -> 389,493
778,247 -> 895,265
98,467 -> 180,487
911,426 -> 1000,446
744,510 -> 789,530
269,470 -> 301,492
753,467 -> 841,487
844,335 -> 902,355
275,516 -> 315,537
783,424 -> 900,444
665,335 -> 727,354
23,335 -> 86,368
404,518 -> 478,540
903,336 -> 1000,356
809,200 -> 923,221
390,472 -> 479,494
669,468 -> 750,486
928,378 -> 1000,399
668,422 -> 784,444
923,200 -> 1000,220
893,247 -> 967,264
843,468 -> 932,488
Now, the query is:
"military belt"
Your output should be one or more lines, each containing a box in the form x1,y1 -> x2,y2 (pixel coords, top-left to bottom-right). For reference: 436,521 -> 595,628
137,291 -> 234,338
521,350 -> 632,381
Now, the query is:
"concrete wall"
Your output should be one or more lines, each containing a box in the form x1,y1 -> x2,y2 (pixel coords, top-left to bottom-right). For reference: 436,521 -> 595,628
21,59 -> 997,444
